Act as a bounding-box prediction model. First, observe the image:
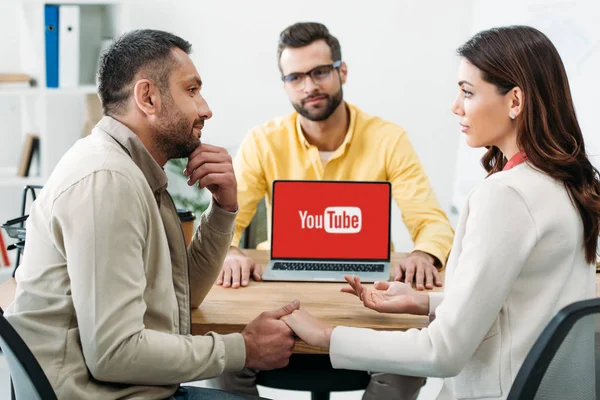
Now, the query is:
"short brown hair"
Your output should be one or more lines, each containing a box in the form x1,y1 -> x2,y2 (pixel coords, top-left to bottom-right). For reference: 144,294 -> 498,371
277,22 -> 341,71
98,29 -> 192,115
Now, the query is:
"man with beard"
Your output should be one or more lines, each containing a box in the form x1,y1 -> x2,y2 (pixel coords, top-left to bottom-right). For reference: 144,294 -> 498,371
4,29 -> 299,400
211,22 -> 454,400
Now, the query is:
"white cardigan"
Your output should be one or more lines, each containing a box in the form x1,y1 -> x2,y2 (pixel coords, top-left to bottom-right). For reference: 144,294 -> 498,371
330,163 -> 595,400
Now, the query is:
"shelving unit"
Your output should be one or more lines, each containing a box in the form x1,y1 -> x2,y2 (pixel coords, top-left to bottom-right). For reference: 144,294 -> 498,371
0,177 -> 46,188
0,85 -> 98,97
44,85 -> 99,94
0,0 -> 129,253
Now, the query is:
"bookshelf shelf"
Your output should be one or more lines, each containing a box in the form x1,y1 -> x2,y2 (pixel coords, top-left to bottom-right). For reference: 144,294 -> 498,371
0,88 -> 40,97
0,177 -> 45,188
0,168 -> 44,188
45,85 -> 98,95
0,85 -> 98,97
0,0 -> 128,228
21,0 -> 123,5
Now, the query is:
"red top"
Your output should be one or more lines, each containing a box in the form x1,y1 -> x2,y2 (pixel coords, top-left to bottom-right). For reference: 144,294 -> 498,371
503,151 -> 528,171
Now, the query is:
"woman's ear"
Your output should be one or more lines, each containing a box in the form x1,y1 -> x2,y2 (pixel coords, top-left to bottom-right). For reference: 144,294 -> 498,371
133,79 -> 161,116
508,86 -> 524,120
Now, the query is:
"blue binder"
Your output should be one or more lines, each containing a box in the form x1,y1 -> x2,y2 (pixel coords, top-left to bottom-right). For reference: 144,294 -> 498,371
44,5 -> 59,88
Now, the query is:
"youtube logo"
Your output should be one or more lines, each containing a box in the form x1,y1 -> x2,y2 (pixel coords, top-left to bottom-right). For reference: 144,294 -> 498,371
298,207 -> 362,234
271,181 -> 391,260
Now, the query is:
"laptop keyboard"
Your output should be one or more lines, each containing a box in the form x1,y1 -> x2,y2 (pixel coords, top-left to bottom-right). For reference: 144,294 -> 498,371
272,262 -> 385,273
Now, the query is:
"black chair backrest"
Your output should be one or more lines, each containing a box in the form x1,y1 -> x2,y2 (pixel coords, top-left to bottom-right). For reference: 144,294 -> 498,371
508,297 -> 600,400
0,311 -> 57,400
240,197 -> 267,249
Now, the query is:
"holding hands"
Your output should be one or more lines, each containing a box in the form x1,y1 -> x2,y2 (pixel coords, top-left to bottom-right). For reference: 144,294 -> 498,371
280,275 -> 432,349
242,300 -> 299,370
281,309 -> 334,349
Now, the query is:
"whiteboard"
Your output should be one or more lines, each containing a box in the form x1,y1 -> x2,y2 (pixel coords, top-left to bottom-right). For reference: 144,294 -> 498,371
451,0 -> 600,214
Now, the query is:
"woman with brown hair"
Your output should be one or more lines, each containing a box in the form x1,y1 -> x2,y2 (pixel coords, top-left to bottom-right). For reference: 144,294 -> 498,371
281,25 -> 600,399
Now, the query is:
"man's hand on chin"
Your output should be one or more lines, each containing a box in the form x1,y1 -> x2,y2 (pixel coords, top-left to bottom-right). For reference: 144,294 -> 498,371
184,143 -> 238,212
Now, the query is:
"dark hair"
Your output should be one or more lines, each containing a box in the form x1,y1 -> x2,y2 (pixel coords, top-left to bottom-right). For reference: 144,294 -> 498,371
97,29 -> 192,115
277,22 -> 341,71
458,25 -> 600,264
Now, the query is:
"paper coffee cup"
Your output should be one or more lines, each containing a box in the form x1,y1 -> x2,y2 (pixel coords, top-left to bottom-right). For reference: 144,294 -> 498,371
177,209 -> 196,247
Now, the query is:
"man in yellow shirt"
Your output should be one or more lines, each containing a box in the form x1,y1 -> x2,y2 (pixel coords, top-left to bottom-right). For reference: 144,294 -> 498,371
209,22 -> 454,400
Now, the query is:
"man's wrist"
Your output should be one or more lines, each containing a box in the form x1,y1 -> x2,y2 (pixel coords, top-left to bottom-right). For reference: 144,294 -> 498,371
228,246 -> 245,257
214,198 -> 238,213
241,331 -> 251,368
221,333 -> 247,371
410,250 -> 435,265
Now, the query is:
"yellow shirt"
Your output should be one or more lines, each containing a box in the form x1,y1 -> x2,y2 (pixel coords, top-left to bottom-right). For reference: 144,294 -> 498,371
233,103 -> 454,265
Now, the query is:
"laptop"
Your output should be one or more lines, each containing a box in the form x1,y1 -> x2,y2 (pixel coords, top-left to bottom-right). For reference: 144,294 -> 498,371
261,180 -> 392,282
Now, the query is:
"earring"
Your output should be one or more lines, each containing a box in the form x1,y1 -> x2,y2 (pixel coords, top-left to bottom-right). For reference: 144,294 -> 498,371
509,112 -> 516,120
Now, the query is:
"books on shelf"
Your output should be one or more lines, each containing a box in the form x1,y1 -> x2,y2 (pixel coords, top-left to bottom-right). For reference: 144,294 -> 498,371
0,73 -> 34,89
45,5 -> 59,88
45,4 -> 82,88
58,5 -> 80,88
17,134 -> 40,177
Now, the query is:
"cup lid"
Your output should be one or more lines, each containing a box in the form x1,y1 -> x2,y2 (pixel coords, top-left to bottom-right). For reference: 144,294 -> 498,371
177,209 -> 196,221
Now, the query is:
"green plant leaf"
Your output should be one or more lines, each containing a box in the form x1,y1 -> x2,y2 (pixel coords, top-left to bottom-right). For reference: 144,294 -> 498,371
166,158 -> 210,215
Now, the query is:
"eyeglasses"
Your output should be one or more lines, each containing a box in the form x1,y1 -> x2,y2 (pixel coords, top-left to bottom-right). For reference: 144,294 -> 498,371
281,60 -> 342,90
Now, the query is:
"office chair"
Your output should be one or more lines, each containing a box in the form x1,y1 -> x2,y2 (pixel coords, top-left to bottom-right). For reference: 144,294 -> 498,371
1,185 -> 44,276
0,309 -> 57,400
239,198 -> 268,250
256,354 -> 370,400
507,297 -> 600,400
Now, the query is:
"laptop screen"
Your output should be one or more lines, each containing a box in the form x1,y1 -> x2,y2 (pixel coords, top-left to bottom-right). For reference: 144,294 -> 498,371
271,180 -> 391,261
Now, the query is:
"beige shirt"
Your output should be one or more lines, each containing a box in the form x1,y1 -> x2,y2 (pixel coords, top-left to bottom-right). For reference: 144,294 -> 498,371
6,116 -> 246,399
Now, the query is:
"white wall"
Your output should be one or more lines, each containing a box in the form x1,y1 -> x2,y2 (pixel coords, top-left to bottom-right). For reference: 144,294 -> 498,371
124,0 -> 473,251
0,2 -> 24,171
451,0 -> 600,213
0,3 -> 26,249
0,4 -> 21,73
3,0 -> 598,253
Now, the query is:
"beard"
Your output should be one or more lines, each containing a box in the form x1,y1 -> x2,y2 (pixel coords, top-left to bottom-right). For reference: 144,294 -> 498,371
154,95 -> 201,160
292,87 -> 343,122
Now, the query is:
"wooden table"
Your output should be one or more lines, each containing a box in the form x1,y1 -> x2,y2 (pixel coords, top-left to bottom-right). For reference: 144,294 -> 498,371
192,252 -> 600,354
2,256 -> 600,353
191,250 -> 440,354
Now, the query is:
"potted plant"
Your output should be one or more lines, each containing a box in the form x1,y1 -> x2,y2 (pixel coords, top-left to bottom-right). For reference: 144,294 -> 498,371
165,158 -> 211,222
